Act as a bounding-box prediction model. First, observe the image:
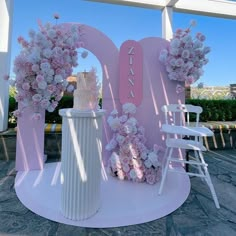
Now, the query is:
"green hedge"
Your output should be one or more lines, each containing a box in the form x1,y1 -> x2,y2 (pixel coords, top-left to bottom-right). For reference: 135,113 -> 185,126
186,99 -> 236,122
8,97 -> 236,126
45,96 -> 102,123
8,96 -> 74,125
8,96 -> 102,126
45,96 -> 73,123
8,96 -> 18,128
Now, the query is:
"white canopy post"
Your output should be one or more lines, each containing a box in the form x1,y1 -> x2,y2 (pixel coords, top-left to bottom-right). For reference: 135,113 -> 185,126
162,6 -> 173,40
0,0 -> 14,131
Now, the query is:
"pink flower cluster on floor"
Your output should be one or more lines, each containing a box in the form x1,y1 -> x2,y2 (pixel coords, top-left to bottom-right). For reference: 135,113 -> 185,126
106,103 -> 163,185
159,20 -> 210,93
11,20 -> 84,118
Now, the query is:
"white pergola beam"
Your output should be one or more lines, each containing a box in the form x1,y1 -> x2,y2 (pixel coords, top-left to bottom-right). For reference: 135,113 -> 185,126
85,0 -> 166,9
86,0 -> 236,18
174,0 -> 236,19
166,0 -> 179,7
0,0 -> 14,131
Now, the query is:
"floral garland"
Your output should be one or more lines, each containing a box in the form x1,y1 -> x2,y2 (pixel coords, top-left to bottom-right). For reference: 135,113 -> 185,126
10,17 -> 84,119
159,21 -> 210,93
106,103 -> 163,185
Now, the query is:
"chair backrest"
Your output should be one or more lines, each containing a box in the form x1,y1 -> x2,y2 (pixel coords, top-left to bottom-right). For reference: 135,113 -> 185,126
161,104 -> 202,127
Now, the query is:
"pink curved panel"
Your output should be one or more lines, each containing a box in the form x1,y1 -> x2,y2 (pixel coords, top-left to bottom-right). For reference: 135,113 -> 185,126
137,37 -> 185,150
65,24 -> 120,165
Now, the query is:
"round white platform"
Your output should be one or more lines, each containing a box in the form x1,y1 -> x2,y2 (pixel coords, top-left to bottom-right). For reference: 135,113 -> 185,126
15,162 -> 190,228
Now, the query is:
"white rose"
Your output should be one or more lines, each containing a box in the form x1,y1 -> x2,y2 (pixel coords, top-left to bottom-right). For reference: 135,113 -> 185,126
122,103 -> 136,114
144,159 -> 152,168
129,169 -> 137,180
54,74 -> 63,83
38,81 -> 47,90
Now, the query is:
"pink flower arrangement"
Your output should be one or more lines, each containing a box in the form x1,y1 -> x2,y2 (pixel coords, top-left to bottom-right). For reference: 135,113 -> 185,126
11,19 -> 84,118
106,103 -> 163,185
159,20 -> 210,93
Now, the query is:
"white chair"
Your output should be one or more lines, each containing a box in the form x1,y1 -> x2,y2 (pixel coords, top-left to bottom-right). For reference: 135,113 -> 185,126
158,104 -> 220,209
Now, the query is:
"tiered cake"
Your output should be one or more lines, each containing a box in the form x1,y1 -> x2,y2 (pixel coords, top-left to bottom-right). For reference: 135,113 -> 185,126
73,69 -> 100,110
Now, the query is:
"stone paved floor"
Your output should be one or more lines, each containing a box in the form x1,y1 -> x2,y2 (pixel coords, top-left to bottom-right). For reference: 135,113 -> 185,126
0,149 -> 236,236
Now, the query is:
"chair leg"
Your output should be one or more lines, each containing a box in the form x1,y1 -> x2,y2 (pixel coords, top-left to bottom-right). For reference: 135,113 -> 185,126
198,151 -> 220,209
186,151 -> 189,172
158,147 -> 173,195
161,146 -> 169,176
194,150 -> 205,181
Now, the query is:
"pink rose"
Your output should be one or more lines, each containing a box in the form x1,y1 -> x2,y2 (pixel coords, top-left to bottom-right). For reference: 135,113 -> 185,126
17,36 -> 24,44
176,58 -> 184,67
32,94 -> 42,102
122,164 -> 130,173
186,76 -> 195,85
51,101 -> 58,109
47,84 -> 56,94
32,64 -> 40,72
117,169 -> 126,180
40,99 -> 50,109
36,75 -> 44,83
130,146 -> 139,157
15,94 -> 25,102
22,82 -> 30,90
135,168 -> 144,180
120,144 -> 130,154
32,113 -> 41,120
13,109 -> 22,117
31,81 -> 38,89
146,173 -> 156,185
120,155 -> 130,165
176,84 -> 185,94
32,101 -> 40,106
56,30 -> 62,36
119,115 -> 128,123
133,159 -> 143,168
196,32 -> 206,42
22,40 -> 29,48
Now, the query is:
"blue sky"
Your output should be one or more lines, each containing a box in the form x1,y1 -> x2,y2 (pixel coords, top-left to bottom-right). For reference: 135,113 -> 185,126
10,0 -> 236,86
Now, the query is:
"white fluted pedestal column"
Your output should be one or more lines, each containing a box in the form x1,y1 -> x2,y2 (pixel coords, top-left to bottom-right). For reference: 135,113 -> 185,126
59,109 -> 105,221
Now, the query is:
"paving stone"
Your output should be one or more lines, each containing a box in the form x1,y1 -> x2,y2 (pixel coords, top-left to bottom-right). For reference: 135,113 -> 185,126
0,149 -> 235,235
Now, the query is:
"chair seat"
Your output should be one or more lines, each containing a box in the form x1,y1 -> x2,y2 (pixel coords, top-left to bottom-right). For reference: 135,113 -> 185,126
166,138 -> 207,151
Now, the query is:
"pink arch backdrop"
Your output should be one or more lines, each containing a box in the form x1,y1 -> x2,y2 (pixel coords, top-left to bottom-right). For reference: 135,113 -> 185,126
14,23 -> 191,228
15,23 -> 184,170
78,24 -> 184,165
